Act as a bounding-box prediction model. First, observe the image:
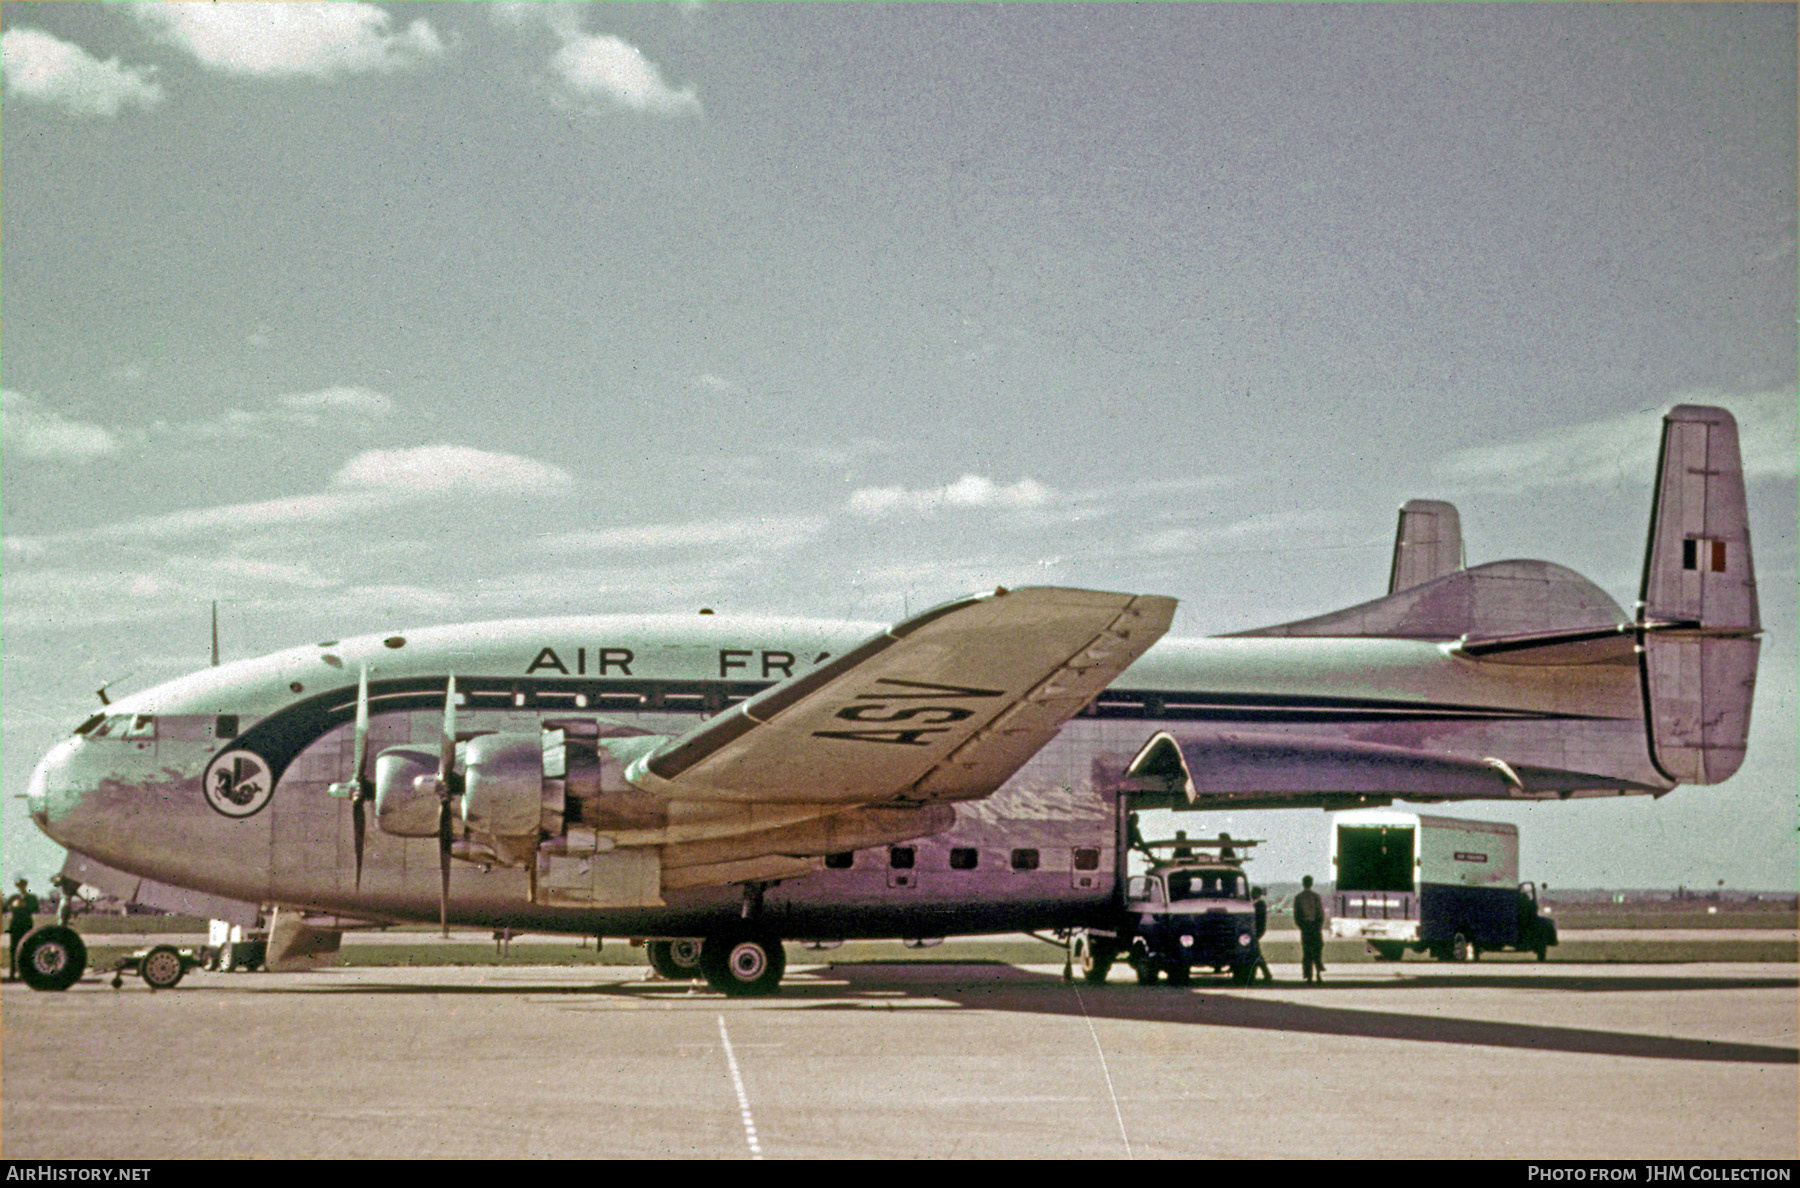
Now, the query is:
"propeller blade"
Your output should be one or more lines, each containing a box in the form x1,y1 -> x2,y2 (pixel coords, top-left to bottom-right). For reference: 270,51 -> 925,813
351,666 -> 370,891
437,675 -> 457,938
438,795 -> 453,938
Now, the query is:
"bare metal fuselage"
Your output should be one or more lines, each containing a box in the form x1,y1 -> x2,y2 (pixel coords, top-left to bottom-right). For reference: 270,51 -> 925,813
27,612 -> 1662,939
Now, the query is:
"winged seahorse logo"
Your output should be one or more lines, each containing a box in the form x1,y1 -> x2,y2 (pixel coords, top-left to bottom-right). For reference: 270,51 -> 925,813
202,749 -> 275,818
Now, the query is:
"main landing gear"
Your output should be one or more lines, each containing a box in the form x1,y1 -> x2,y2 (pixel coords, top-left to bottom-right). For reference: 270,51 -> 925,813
644,932 -> 787,996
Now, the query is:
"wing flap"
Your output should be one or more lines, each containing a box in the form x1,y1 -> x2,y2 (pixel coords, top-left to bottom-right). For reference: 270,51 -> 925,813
633,587 -> 1176,804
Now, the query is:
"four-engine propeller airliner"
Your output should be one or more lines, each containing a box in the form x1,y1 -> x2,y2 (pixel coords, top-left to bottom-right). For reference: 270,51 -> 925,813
21,406 -> 1760,994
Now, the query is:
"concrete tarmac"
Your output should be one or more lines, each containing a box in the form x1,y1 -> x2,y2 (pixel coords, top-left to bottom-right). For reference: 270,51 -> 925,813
3,960 -> 1795,1160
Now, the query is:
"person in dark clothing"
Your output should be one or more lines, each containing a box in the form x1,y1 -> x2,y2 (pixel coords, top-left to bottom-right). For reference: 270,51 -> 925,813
1126,812 -> 1152,859
1293,874 -> 1327,983
7,879 -> 41,981
1252,886 -> 1273,982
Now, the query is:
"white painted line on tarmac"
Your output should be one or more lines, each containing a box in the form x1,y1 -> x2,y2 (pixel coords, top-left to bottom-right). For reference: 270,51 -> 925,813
717,1015 -> 764,1159
1072,986 -> 1133,1159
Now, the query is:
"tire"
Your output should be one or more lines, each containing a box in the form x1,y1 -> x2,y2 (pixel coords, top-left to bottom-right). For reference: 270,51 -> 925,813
1164,963 -> 1192,986
1131,947 -> 1159,985
1075,936 -> 1115,985
1370,942 -> 1405,962
19,926 -> 87,992
1450,932 -> 1472,962
1231,963 -> 1255,985
139,945 -> 185,990
647,938 -> 704,981
699,933 -> 787,997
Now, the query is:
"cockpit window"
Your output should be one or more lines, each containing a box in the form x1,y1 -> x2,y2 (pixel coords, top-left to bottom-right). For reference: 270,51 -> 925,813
89,714 -> 156,740
75,714 -> 105,736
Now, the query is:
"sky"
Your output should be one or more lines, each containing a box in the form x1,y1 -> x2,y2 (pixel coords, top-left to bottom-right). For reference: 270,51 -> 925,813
3,2 -> 1795,893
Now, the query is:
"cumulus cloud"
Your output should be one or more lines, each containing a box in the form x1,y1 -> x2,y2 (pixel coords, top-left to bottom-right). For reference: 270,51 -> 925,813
133,2 -> 444,78
846,476 -> 1055,518
550,35 -> 699,115
2,391 -> 120,461
1,26 -> 163,116
278,386 -> 396,419
493,4 -> 699,116
1434,388 -> 1799,492
332,445 -> 573,495
537,516 -> 827,554
6,445 -> 572,552
139,386 -> 398,442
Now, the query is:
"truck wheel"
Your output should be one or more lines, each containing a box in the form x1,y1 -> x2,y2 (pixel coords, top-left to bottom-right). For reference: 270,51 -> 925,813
1076,937 -> 1115,984
18,926 -> 87,992
1164,964 -> 1191,986
139,946 -> 186,990
647,938 -> 704,980
699,933 -> 786,997
1450,932 -> 1472,962
1131,950 -> 1159,985
1231,963 -> 1255,985
1370,942 -> 1405,962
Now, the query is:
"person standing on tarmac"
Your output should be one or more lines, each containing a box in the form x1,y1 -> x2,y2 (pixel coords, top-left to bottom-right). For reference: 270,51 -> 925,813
7,878 -> 41,982
1293,875 -> 1327,983
1252,886 -> 1274,982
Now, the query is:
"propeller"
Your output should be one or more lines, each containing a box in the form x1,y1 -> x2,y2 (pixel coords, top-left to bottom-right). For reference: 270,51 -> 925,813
326,666 -> 374,890
431,675 -> 459,937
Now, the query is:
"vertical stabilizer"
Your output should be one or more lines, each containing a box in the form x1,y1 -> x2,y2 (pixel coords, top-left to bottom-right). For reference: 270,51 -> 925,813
1388,499 -> 1463,594
1639,405 -> 1761,784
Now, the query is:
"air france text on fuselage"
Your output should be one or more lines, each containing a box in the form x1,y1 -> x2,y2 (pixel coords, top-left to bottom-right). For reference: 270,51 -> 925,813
525,646 -> 829,680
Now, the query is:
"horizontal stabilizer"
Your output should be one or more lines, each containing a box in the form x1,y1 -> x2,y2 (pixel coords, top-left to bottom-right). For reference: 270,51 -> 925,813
1455,623 -> 1637,666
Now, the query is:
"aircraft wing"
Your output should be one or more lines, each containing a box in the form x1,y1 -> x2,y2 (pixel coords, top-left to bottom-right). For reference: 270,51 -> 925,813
632,587 -> 1177,805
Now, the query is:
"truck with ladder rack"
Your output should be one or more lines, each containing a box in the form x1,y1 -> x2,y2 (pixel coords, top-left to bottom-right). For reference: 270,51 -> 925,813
1068,835 -> 1264,985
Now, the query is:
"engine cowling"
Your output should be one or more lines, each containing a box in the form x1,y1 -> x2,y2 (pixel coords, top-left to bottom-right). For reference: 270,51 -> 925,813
374,746 -> 453,838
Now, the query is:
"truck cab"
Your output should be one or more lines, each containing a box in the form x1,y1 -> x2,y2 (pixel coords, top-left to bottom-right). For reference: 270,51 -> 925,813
1069,836 -> 1263,986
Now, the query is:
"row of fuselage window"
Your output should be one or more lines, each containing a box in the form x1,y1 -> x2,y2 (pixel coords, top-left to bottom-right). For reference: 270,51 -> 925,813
825,846 -> 1104,873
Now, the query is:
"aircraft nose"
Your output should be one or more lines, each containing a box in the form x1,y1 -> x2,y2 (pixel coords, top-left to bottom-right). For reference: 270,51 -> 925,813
27,737 -> 83,840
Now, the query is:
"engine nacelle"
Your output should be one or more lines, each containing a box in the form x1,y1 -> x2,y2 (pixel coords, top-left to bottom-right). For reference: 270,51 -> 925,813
463,734 -> 555,839
374,746 -> 454,837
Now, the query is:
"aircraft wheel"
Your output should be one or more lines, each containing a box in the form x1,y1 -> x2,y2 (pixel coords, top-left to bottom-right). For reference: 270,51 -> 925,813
700,933 -> 786,997
1450,932 -> 1473,962
647,938 -> 704,981
19,926 -> 87,992
139,945 -> 186,990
